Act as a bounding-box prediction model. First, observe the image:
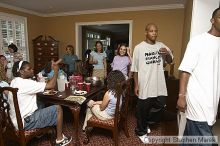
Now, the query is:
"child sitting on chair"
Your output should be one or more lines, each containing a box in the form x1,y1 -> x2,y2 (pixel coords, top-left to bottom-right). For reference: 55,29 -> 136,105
38,60 -> 64,80
82,70 -> 126,131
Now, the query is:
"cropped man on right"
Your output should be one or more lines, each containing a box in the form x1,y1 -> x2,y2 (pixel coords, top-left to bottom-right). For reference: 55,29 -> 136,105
177,7 -> 220,145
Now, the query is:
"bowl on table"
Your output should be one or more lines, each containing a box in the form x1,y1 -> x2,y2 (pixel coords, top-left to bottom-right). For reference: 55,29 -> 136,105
84,76 -> 103,86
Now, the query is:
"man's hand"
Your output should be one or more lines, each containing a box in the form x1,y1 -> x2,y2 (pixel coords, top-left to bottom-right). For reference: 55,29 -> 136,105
159,47 -> 168,56
134,85 -> 139,96
177,96 -> 187,112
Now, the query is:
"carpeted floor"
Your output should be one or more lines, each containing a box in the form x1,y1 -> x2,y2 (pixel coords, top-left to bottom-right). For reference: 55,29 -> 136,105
5,107 -> 177,146
29,111 -> 165,146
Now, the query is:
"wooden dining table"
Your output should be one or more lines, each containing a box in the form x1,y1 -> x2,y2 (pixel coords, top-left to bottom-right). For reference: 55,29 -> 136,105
37,85 -> 106,146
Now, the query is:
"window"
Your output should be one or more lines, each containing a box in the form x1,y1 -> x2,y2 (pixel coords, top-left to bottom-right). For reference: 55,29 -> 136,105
86,32 -> 101,50
0,12 -> 29,61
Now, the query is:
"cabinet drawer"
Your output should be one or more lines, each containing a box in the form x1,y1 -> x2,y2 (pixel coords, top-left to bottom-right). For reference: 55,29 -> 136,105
34,42 -> 58,47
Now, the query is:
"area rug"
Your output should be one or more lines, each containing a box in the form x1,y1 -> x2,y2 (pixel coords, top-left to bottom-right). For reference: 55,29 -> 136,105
29,112 -> 163,146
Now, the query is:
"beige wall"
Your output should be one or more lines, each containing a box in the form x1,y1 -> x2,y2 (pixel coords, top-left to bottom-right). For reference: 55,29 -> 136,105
181,0 -> 193,60
0,7 -> 185,78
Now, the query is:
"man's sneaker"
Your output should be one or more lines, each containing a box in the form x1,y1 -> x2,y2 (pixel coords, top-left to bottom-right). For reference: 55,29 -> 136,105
138,134 -> 149,144
55,135 -> 72,146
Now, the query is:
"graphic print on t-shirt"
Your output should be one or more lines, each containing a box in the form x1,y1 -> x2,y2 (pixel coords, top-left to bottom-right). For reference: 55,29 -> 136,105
145,50 -> 161,65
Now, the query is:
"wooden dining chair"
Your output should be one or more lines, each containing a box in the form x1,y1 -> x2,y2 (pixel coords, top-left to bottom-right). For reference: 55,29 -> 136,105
83,79 -> 131,146
0,108 -> 5,146
0,87 -> 55,146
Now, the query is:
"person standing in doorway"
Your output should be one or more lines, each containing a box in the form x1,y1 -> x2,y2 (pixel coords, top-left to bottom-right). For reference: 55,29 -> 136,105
177,8 -> 220,145
89,41 -> 107,80
131,23 -> 173,144
111,43 -> 132,79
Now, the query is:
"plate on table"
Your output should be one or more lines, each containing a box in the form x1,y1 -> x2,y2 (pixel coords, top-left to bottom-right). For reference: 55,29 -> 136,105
73,90 -> 87,96
43,90 -> 58,95
65,95 -> 86,104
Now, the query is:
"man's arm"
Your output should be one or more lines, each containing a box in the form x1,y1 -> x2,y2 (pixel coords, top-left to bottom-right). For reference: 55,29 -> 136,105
177,71 -> 190,112
45,61 -> 59,90
165,53 -> 173,64
159,47 -> 173,64
133,72 -> 138,96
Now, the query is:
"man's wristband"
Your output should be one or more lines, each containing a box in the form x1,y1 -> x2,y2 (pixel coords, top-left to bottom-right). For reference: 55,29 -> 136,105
178,93 -> 186,97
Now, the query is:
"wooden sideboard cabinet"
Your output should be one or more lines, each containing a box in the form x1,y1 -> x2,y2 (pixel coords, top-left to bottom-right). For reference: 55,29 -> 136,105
33,35 -> 59,74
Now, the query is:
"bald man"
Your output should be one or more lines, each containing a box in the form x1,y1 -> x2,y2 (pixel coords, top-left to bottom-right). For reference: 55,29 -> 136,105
131,23 -> 173,144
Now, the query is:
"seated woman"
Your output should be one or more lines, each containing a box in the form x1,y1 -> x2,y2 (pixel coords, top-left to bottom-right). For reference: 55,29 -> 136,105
0,55 -> 9,82
82,70 -> 126,131
38,60 -> 65,80
89,41 -> 107,80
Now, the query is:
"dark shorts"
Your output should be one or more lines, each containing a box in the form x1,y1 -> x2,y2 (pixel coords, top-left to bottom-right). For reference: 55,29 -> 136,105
24,105 -> 57,130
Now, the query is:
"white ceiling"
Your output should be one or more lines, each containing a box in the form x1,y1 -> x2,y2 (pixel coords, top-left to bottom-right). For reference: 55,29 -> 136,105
0,0 -> 185,36
0,0 -> 185,16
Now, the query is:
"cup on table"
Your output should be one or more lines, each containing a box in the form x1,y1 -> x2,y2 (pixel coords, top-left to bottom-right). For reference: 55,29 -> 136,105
85,82 -> 91,92
65,82 -> 70,90
78,82 -> 83,91
71,85 -> 76,94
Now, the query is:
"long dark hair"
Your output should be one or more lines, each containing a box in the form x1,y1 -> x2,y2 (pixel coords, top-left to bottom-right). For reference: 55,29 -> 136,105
94,41 -> 103,53
107,70 -> 126,98
8,43 -> 18,52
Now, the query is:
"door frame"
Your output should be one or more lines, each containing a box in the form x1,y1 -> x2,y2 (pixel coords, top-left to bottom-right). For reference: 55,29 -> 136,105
75,20 -> 133,59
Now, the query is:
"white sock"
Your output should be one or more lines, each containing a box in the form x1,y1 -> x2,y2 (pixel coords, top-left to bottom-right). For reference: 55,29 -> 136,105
56,134 -> 66,143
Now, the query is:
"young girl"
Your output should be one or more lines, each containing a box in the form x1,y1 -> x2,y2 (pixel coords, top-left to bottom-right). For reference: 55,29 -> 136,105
89,41 -> 107,79
38,60 -> 64,80
62,45 -> 78,75
111,43 -> 132,79
82,70 -> 126,131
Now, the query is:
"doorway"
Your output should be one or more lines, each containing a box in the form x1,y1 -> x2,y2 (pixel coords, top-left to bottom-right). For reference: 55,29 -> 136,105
75,20 -> 133,60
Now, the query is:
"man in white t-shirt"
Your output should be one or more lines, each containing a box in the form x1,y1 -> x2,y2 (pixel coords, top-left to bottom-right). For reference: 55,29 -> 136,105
177,8 -> 220,145
9,60 -> 72,146
131,23 -> 173,144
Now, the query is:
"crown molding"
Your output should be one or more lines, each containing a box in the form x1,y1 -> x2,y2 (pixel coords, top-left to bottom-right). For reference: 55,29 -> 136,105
0,3 -> 184,17
0,2 -> 45,17
47,4 -> 184,17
